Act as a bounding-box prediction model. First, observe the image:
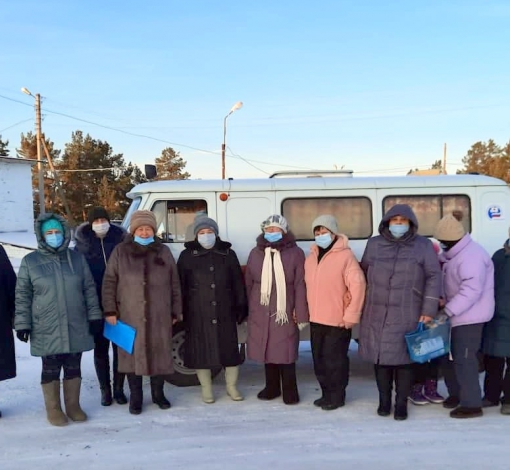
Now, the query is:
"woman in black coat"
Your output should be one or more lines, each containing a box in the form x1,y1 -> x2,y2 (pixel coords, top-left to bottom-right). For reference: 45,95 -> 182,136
0,245 -> 17,418
177,216 -> 248,404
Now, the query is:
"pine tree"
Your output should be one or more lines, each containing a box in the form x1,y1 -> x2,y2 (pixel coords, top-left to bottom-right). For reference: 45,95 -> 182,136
154,147 -> 191,180
0,135 -> 10,156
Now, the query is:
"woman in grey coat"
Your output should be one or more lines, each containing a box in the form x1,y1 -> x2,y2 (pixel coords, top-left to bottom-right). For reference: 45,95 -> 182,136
359,204 -> 441,420
14,214 -> 102,427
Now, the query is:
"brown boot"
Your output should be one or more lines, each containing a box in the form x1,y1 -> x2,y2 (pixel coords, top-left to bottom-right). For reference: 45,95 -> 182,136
63,378 -> 87,422
41,381 -> 68,426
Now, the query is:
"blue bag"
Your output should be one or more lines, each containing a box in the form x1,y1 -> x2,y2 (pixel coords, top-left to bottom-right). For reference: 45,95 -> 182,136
103,320 -> 137,355
405,319 -> 450,364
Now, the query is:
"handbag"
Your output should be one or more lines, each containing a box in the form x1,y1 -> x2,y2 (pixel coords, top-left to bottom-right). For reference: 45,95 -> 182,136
405,318 -> 450,364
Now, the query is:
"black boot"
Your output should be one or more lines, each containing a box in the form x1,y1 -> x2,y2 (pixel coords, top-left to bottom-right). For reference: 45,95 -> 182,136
374,365 -> 393,417
280,363 -> 300,405
257,364 -> 282,400
113,373 -> 128,405
94,356 -> 112,406
127,374 -> 143,415
150,376 -> 171,410
394,366 -> 412,421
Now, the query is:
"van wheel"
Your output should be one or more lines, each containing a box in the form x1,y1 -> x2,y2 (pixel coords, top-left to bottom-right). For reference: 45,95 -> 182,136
163,322 -> 221,387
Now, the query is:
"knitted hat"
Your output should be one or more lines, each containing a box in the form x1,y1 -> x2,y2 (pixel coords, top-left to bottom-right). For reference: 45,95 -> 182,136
433,214 -> 466,241
88,206 -> 110,225
193,216 -> 219,236
41,217 -> 64,234
261,214 -> 288,233
130,210 -> 157,235
312,214 -> 338,234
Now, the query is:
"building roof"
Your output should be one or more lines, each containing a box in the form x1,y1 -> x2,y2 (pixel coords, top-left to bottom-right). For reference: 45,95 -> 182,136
0,156 -> 36,166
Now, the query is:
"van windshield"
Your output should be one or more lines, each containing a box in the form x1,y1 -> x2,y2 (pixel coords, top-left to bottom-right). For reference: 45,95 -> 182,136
122,197 -> 142,230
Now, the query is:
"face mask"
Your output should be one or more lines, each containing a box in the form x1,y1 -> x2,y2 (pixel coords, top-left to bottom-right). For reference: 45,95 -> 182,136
197,233 -> 216,249
92,221 -> 110,237
389,223 -> 409,239
315,233 -> 333,249
45,233 -> 64,249
134,236 -> 154,246
264,232 -> 283,243
440,241 -> 457,252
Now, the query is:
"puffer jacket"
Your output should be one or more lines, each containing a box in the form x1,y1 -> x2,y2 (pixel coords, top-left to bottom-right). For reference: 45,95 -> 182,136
359,204 -> 442,365
305,234 -> 366,327
14,214 -> 102,357
441,234 -> 495,327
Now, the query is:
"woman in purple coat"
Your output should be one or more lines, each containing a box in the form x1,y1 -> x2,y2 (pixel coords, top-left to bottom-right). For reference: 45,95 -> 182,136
245,215 -> 309,405
434,213 -> 495,419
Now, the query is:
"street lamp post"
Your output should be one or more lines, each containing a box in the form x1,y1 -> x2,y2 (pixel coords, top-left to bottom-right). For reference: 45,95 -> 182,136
221,101 -> 243,179
21,87 -> 45,215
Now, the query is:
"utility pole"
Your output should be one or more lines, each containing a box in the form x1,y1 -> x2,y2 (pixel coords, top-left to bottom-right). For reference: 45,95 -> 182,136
22,87 -> 46,215
443,143 -> 447,175
35,94 -> 45,214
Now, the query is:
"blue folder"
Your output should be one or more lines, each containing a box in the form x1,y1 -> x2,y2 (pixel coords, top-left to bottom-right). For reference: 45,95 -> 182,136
103,320 -> 137,355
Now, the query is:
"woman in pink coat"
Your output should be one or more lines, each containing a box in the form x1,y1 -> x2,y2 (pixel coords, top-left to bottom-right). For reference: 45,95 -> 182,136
304,215 -> 366,410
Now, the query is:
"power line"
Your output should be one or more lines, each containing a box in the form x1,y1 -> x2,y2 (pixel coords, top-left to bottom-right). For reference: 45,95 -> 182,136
0,118 -> 33,133
226,146 -> 270,176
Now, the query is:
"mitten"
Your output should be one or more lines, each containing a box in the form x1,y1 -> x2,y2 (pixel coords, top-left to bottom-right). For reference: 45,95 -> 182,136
16,330 -> 30,343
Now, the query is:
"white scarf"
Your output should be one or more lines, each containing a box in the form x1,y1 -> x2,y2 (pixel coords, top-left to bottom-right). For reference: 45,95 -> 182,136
260,247 -> 288,325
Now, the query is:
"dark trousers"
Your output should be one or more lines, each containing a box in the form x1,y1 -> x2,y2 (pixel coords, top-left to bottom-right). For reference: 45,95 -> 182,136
94,333 -> 123,389
441,323 -> 484,408
484,355 -> 510,405
41,353 -> 82,384
310,322 -> 352,405
374,364 -> 412,407
412,358 -> 440,386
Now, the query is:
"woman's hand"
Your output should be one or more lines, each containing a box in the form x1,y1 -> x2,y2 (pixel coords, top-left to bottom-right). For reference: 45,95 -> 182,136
105,315 -> 117,326
419,315 -> 433,324
439,297 -> 446,308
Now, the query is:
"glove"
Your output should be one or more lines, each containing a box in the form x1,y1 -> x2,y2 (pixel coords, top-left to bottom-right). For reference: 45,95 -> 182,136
16,330 -> 30,343
89,320 -> 104,336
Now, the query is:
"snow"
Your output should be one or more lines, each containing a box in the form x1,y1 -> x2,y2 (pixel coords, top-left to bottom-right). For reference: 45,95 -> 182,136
2,256 -> 508,469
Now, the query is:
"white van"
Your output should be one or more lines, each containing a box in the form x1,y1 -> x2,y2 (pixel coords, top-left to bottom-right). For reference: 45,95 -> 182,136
123,171 -> 510,386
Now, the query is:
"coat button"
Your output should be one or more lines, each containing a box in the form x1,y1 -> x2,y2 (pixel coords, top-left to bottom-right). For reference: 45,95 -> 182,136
211,283 -> 216,289
209,266 -> 214,272
211,301 -> 217,306
212,319 -> 217,324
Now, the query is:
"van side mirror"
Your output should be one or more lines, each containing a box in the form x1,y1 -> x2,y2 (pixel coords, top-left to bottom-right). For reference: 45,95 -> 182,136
145,164 -> 157,180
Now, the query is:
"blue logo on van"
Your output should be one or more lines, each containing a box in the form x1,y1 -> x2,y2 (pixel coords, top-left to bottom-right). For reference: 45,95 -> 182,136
488,206 -> 502,219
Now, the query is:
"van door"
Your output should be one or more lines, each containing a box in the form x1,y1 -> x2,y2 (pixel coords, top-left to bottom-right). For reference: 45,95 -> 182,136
217,192 -> 275,266
477,187 -> 510,256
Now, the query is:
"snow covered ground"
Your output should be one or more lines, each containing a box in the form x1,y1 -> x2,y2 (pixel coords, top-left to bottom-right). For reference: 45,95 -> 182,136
1,254 -> 508,469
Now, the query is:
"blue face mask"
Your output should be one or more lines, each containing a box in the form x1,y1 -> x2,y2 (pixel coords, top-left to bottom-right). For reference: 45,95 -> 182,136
197,233 -> 216,249
134,236 -> 154,246
44,233 -> 64,249
389,223 -> 409,239
264,232 -> 283,243
315,233 -> 333,249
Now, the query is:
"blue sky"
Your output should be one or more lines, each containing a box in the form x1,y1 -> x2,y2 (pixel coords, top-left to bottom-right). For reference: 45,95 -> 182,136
1,0 -> 509,179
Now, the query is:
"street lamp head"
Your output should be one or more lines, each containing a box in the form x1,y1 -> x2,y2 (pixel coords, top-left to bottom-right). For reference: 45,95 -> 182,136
230,101 -> 243,113
21,87 -> 33,96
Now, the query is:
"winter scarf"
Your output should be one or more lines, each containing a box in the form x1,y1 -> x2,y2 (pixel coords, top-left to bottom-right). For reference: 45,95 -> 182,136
260,247 -> 288,325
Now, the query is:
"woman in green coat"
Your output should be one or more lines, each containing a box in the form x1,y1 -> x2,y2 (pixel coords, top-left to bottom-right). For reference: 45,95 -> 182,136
14,214 -> 102,426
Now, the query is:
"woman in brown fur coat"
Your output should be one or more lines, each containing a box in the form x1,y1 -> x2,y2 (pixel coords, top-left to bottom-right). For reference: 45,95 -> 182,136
102,210 -> 182,415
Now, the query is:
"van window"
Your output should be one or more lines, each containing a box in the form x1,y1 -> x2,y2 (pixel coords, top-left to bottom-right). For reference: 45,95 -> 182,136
282,197 -> 373,240
151,199 -> 208,243
383,195 -> 471,236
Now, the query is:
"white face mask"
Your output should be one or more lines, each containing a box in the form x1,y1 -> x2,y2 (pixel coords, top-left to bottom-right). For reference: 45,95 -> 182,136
92,221 -> 110,237
197,233 -> 216,249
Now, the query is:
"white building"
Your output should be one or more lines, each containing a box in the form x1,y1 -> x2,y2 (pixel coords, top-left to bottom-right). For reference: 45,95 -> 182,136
0,156 -> 37,265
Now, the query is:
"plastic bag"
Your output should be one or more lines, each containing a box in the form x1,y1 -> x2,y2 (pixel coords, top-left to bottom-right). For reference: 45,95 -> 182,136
405,319 -> 450,364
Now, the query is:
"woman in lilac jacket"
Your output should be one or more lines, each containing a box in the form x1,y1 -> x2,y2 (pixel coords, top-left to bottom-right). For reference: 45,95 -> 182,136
434,213 -> 495,419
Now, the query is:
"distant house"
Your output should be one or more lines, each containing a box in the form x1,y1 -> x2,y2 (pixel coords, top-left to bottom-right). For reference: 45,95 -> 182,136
0,156 -> 37,264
